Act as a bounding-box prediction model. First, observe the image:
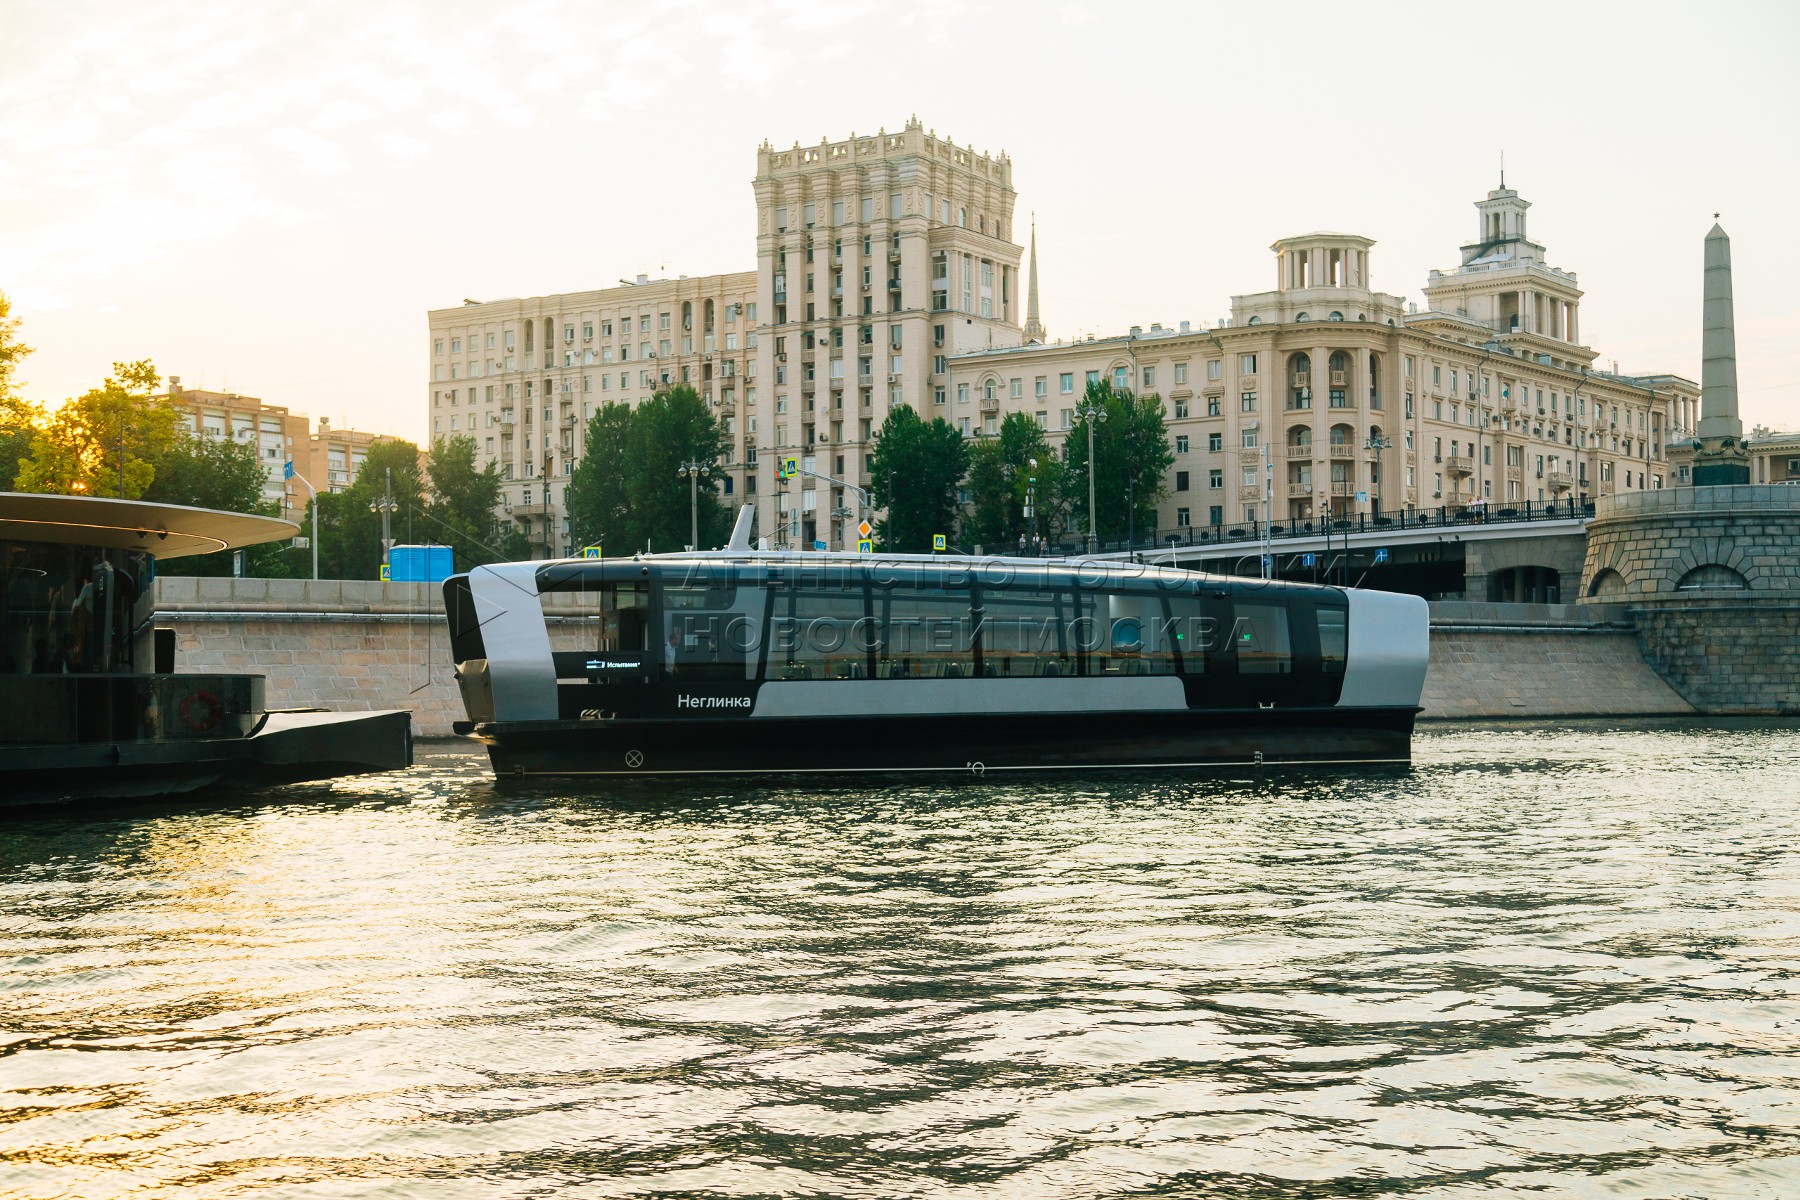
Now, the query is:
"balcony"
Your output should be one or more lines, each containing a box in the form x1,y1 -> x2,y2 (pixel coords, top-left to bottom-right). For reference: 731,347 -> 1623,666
1329,481 -> 1355,496
1446,455 -> 1475,476
1286,444 -> 1313,459
1327,442 -> 1354,460
980,395 -> 1000,411
1329,371 -> 1348,388
1289,371 -> 1310,389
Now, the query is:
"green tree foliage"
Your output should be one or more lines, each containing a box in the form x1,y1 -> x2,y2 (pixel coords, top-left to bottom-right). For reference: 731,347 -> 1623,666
0,291 -> 38,490
141,429 -> 298,577
308,440 -> 426,581
961,412 -> 1062,552
15,360 -> 179,498
425,434 -> 527,567
565,386 -> 728,555
867,404 -> 970,553
1060,379 -> 1176,548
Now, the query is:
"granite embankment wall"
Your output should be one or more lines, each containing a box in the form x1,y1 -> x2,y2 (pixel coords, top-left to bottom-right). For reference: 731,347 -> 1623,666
1419,602 -> 1692,720
156,580 -> 1693,734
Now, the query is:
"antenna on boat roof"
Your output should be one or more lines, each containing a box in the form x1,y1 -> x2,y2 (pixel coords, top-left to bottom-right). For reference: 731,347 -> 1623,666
726,503 -> 756,551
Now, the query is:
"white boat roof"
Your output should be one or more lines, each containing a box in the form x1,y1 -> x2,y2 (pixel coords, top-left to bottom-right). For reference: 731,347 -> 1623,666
0,492 -> 299,559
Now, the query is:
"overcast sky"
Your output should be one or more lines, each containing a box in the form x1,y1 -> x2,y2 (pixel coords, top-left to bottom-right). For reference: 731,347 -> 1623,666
4,0 -> 1797,440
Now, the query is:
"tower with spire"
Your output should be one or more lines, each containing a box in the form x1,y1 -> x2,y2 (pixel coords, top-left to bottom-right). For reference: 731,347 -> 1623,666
1023,214 -> 1045,344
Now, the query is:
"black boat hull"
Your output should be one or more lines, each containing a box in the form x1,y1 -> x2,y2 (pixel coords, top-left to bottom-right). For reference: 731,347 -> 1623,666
475,706 -> 1416,780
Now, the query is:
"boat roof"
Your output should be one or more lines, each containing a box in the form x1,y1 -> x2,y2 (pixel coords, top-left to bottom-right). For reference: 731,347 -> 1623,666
0,492 -> 299,559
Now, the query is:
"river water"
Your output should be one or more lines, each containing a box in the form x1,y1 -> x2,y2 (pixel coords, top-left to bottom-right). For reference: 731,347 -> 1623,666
4,721 -> 1800,1199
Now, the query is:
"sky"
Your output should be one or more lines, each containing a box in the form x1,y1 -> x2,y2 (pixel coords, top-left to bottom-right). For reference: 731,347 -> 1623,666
3,0 -> 1798,441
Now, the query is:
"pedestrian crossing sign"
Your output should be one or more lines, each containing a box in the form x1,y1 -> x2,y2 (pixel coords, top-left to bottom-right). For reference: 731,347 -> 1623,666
583,545 -> 602,559
781,456 -> 799,480
933,534 -> 947,551
858,538 -> 873,554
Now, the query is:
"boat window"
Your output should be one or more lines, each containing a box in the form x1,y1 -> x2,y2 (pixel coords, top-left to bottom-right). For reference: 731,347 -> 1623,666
1233,602 -> 1293,675
1096,592 -> 1178,676
973,578 -> 1075,677
1160,594 -> 1215,675
665,580 -> 759,681
1317,605 -> 1348,675
1,541 -> 152,675
773,582 -> 868,680
874,577 -> 974,679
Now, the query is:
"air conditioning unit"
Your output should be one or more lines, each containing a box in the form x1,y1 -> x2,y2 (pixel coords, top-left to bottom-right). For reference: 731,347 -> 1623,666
888,375 -> 898,383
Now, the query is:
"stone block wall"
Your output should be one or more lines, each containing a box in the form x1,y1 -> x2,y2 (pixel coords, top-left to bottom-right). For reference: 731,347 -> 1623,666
1580,486 -> 1800,712
1421,603 -> 1692,719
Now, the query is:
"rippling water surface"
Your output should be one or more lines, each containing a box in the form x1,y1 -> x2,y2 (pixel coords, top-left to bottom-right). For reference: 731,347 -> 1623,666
5,721 -> 1800,1198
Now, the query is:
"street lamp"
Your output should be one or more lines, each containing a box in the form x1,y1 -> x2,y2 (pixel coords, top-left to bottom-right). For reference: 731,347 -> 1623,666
1075,394 -> 1108,554
677,459 -> 712,550
830,503 -> 855,550
1024,456 -> 1039,554
369,468 -> 398,574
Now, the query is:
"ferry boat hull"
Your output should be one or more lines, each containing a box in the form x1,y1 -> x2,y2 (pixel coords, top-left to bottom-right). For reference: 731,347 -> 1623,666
471,704 -> 1415,780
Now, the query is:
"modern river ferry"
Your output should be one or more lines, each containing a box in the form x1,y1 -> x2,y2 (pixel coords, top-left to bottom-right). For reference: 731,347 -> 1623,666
443,514 -> 1428,780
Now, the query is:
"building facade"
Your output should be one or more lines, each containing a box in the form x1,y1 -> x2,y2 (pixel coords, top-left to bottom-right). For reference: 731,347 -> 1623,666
161,380 -> 395,521
948,184 -> 1698,540
427,119 -> 1023,555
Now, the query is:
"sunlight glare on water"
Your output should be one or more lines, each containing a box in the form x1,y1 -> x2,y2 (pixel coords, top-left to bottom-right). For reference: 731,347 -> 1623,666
4,720 -> 1800,1198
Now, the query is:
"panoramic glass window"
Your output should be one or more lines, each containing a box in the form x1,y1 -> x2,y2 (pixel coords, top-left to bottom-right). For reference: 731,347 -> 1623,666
1233,602 -> 1293,675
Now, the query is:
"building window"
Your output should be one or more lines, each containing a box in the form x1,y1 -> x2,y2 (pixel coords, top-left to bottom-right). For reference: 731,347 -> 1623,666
1175,435 -> 1189,454
1239,354 -> 1258,375
1207,397 -> 1221,417
1174,362 -> 1188,385
1240,394 -> 1257,413
1208,432 -> 1223,452
1209,469 -> 1223,490
1060,373 -> 1074,394
1176,507 -> 1191,527
1175,470 -> 1190,491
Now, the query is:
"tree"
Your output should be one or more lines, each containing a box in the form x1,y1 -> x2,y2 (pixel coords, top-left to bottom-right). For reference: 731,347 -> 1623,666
142,429 -> 298,577
1060,379 -> 1176,548
15,360 -> 180,498
564,386 -> 728,555
867,404 -> 970,553
425,434 -> 527,568
962,412 -> 1062,553
308,440 -> 425,581
0,291 -> 38,490
565,403 -> 634,555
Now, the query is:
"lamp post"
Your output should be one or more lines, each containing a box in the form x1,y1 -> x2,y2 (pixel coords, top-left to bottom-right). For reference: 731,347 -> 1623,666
542,451 -> 554,557
1075,393 -> 1108,554
677,459 -> 712,550
830,503 -> 855,550
286,460 -> 319,580
369,468 -> 398,575
1024,456 -> 1039,554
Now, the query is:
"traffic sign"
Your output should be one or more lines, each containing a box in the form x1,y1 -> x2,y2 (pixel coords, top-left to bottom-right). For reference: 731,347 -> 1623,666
813,539 -> 827,551
1355,490 -> 1368,503
932,534 -> 947,552
1374,548 -> 1390,563
781,456 -> 799,479
858,538 -> 873,554
857,519 -> 872,539
582,545 -> 602,559
1302,553 -> 1316,567
379,564 -> 391,582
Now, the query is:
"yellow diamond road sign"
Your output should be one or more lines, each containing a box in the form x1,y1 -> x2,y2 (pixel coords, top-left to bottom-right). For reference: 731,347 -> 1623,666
857,519 -> 872,539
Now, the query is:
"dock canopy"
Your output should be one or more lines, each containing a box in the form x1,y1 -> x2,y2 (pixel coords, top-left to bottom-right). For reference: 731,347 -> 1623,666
0,492 -> 298,559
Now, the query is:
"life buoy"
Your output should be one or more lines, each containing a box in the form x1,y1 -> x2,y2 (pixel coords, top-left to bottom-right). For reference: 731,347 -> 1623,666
180,689 -> 223,733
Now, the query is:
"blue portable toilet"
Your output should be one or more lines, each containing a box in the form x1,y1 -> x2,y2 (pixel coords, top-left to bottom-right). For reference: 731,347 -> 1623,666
386,545 -> 454,583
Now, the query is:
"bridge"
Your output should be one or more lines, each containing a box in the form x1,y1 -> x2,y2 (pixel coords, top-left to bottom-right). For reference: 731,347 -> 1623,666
1089,501 -> 1593,602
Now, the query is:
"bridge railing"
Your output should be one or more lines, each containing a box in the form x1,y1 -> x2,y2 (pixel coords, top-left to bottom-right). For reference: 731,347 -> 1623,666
1046,498 -> 1597,558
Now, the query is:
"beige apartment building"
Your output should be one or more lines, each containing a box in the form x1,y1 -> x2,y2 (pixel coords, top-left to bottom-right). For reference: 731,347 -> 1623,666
427,118 -> 1024,554
949,183 -> 1699,539
161,380 -> 394,521
427,272 -> 757,556
1666,426 -> 1800,487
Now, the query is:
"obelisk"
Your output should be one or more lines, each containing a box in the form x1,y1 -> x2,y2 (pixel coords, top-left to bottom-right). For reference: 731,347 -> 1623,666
1692,221 -> 1750,485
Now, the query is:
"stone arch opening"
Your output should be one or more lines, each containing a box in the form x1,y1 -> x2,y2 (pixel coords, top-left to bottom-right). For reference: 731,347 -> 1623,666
1488,565 -> 1562,604
1676,564 -> 1748,591
1588,568 -> 1626,598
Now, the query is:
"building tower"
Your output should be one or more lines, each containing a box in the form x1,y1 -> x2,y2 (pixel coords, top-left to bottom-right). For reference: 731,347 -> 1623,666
751,119 -> 1023,548
1692,221 -> 1750,485
1023,215 -> 1045,344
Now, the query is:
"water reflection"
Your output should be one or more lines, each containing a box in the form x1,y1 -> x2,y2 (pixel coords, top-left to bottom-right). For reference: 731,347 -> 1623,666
3,721 -> 1799,1197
